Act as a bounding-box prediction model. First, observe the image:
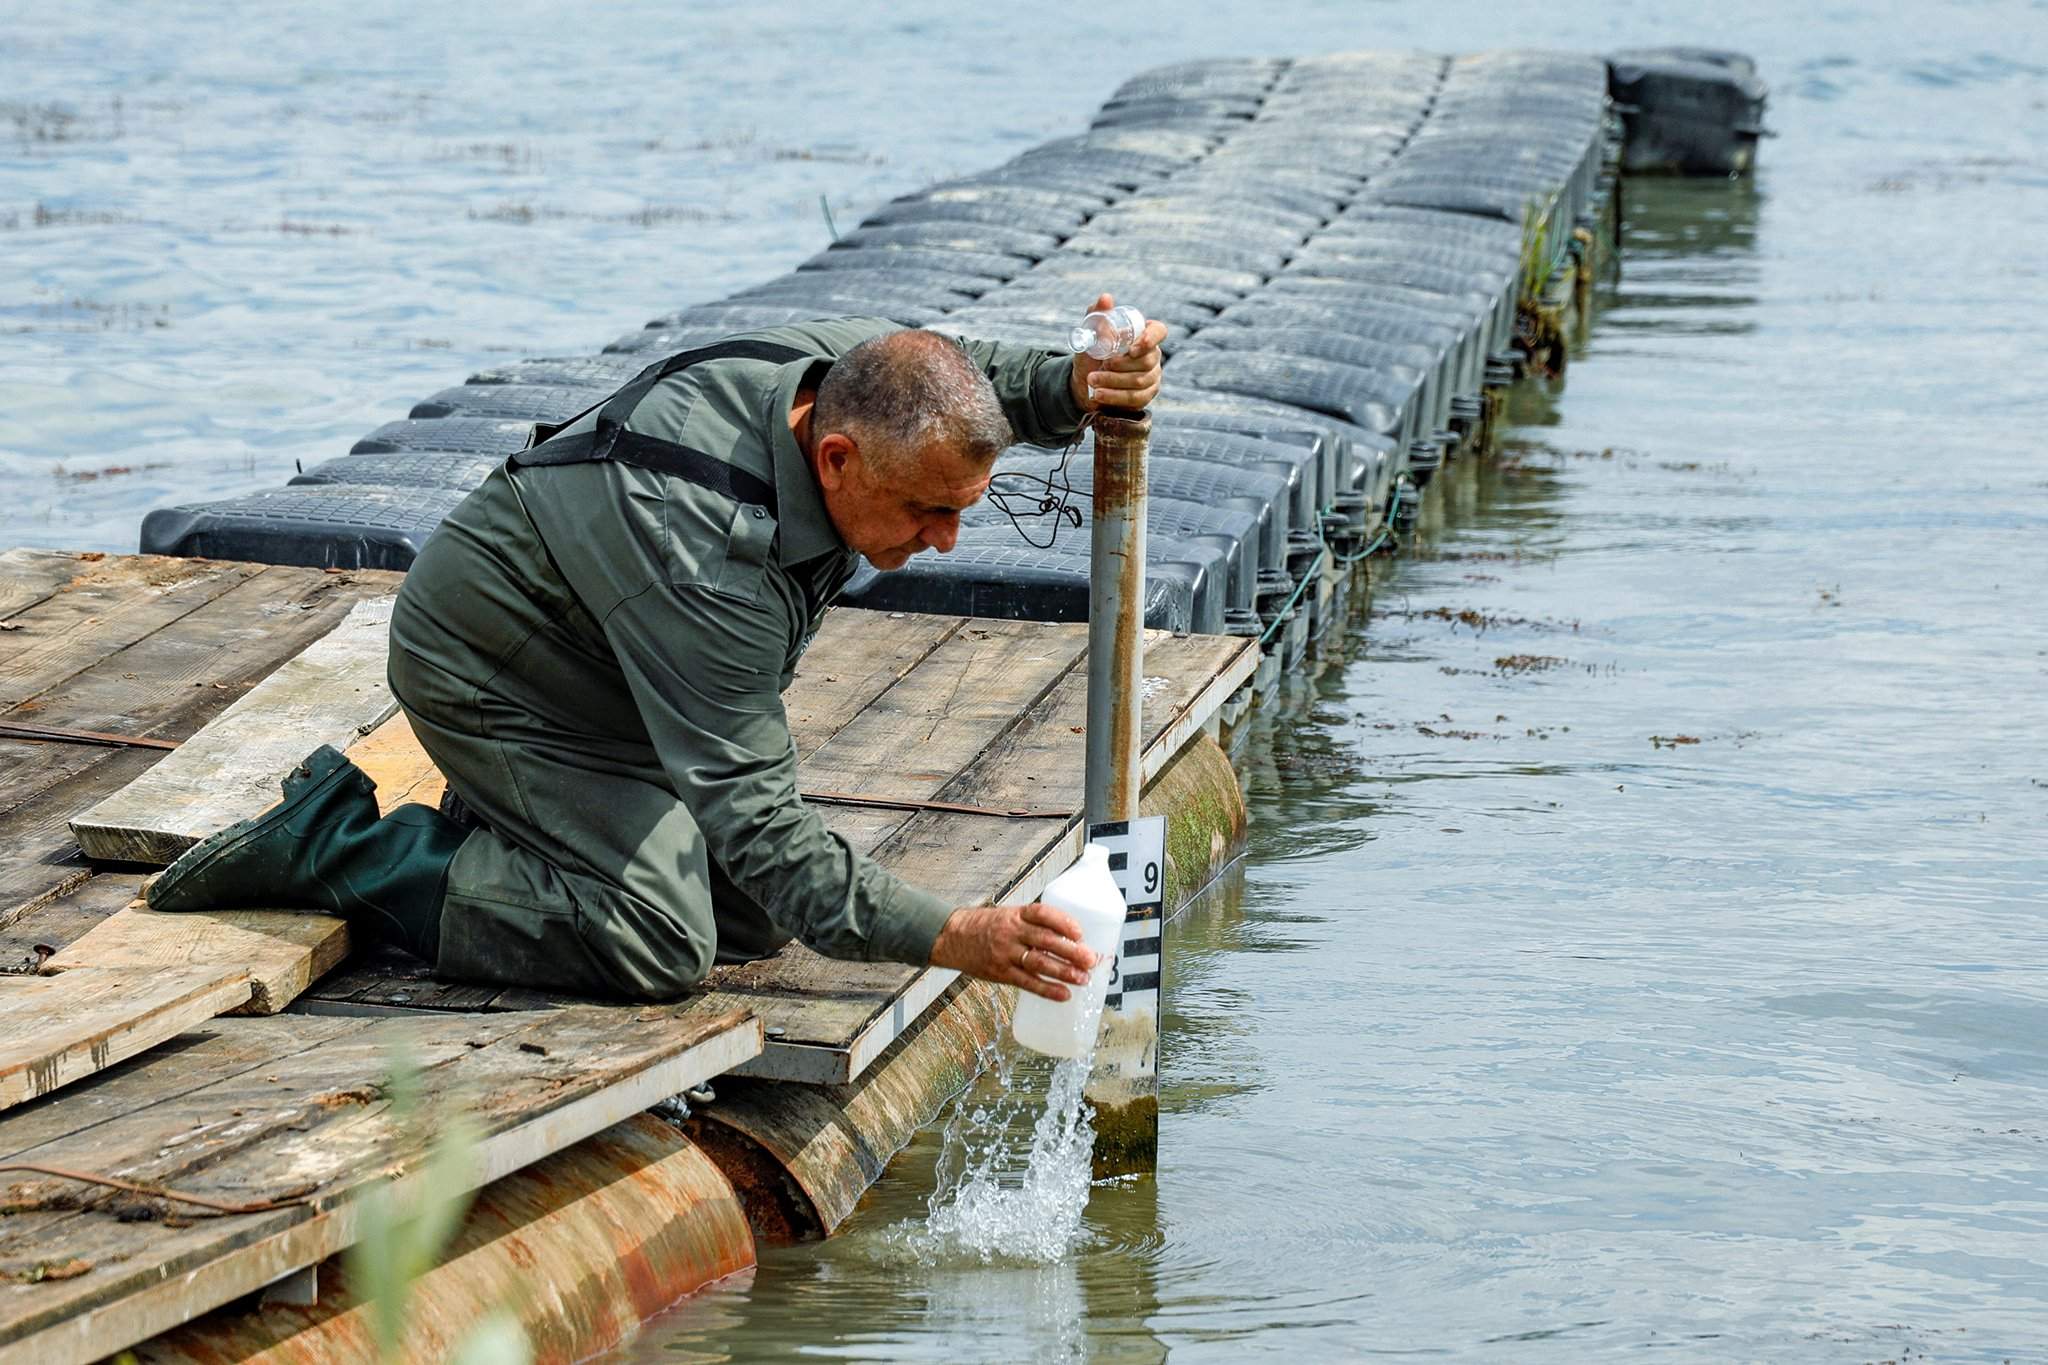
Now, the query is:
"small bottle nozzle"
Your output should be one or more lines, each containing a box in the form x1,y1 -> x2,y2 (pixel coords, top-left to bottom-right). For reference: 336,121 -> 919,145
1070,306 -> 1146,361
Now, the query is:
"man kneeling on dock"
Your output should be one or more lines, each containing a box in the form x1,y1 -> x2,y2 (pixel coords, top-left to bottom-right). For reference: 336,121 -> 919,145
147,300 -> 1169,1003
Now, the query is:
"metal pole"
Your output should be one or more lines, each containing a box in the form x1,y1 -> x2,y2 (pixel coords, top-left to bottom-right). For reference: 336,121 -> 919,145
1085,408 -> 1149,828
1083,405 -> 1157,1175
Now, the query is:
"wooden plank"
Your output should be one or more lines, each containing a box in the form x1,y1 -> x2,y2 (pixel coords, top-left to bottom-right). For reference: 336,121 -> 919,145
0,749 -> 154,928
138,1110 -> 750,1363
744,614 -> 1089,1066
0,967 -> 251,1112
1136,633 -> 1259,785
728,963 -> 960,1085
0,1006 -> 760,1365
0,566 -> 402,922
933,630 -> 1257,817
864,630 -> 1247,898
68,596 -> 399,864
345,711 -> 446,815
0,1016 -> 375,1159
812,802 -> 918,858
294,946 -> 509,1014
0,1008 -> 743,1215
46,907 -> 349,1016
810,634 -> 1245,949
0,556 -> 259,710
796,618 -> 1089,800
0,874 -> 143,976
0,563 -> 402,824
785,609 -> 963,762
0,551 -> 96,623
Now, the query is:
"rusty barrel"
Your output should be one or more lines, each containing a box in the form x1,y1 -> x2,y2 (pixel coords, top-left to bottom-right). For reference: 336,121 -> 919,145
135,1115 -> 754,1364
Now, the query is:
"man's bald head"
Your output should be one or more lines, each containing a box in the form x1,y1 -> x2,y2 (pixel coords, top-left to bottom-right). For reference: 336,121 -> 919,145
813,329 -> 1013,476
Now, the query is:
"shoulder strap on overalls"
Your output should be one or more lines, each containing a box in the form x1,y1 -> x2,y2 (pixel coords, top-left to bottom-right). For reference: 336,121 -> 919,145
512,338 -> 813,512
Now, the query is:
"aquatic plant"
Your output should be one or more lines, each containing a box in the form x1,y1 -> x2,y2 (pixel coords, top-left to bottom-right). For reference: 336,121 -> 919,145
1516,200 -> 1570,374
1518,201 -> 1554,307
344,1044 -> 533,1365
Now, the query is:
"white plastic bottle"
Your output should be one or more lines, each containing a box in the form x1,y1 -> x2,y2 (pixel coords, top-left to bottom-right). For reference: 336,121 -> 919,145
1069,305 -> 1147,361
1011,844 -> 1127,1059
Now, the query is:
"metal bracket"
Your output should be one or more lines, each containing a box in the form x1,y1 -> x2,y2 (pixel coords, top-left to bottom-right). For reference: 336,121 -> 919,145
258,1264 -> 320,1308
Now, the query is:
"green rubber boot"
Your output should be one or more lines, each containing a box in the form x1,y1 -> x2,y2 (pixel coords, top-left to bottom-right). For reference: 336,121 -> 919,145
146,744 -> 466,963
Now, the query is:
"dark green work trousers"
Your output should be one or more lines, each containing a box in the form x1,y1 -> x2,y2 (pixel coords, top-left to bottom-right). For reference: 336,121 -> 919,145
389,646 -> 790,1002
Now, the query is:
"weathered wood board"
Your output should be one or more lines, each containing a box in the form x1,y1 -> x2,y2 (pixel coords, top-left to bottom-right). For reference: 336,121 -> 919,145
786,609 -> 962,762
68,596 -> 399,864
796,618 -> 1089,800
0,555 -> 261,714
0,559 -> 401,924
1,549 -> 1253,1081
346,711 -> 447,815
46,905 -> 349,1016
0,1015 -> 374,1170
0,1005 -> 760,1365
0,873 -> 142,976
0,966 -> 252,1112
0,549 -> 98,622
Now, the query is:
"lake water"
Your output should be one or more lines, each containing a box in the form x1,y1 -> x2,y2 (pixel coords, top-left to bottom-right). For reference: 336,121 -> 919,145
5,2 -> 2045,1360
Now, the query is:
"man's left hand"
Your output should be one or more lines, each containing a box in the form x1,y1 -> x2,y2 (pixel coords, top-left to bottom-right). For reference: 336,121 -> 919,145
929,901 -> 1097,1000
1070,292 -> 1169,414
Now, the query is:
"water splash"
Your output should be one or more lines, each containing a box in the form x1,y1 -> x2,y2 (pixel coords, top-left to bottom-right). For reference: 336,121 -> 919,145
899,1011 -> 1104,1266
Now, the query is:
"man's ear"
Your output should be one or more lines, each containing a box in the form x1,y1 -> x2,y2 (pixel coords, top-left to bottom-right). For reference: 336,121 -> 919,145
814,432 -> 858,492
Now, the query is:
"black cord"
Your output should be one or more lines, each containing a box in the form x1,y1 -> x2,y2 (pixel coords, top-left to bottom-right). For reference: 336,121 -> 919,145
984,416 -> 1094,551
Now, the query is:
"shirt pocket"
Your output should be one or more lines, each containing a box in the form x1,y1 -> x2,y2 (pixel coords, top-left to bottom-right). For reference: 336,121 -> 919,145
713,499 -> 777,602
659,486 -> 767,597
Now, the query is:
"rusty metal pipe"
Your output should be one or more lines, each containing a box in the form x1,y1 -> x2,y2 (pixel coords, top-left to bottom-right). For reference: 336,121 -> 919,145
1083,406 -> 1160,1174
1086,409 -> 1150,829
134,1115 -> 754,1365
685,980 -> 1010,1241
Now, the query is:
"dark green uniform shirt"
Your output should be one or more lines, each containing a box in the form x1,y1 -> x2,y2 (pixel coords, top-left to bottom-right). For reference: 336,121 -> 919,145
391,317 -> 1083,971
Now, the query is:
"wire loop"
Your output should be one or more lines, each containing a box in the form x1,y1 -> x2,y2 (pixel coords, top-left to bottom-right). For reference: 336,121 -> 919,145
984,415 -> 1096,551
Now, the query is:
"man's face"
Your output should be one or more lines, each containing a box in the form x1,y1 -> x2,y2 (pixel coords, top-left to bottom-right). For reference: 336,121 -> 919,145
818,436 -> 992,571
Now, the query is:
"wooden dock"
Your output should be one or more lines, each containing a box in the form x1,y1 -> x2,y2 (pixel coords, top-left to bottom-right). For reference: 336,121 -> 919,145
0,548 -> 1255,1362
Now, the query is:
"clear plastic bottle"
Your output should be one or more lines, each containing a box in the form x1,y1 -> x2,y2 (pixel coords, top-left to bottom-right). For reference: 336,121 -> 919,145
1011,844 -> 1127,1059
1069,305 -> 1147,361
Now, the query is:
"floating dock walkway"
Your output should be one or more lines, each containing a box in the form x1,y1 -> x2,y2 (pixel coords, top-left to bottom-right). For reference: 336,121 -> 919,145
0,550 -> 1251,1364
139,50 -> 1640,654
0,42 -> 1761,1365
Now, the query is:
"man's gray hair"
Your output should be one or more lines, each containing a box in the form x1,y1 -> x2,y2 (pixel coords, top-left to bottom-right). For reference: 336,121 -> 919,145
814,329 -> 1014,476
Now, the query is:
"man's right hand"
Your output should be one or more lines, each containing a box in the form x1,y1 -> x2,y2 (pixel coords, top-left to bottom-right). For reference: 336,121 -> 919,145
1069,291 -> 1169,413
930,902 -> 1097,1001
